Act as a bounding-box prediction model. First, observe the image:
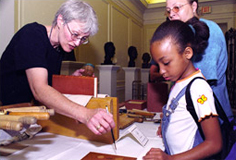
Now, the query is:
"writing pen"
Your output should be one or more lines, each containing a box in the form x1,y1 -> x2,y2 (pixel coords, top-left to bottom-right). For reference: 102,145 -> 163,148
105,106 -> 117,150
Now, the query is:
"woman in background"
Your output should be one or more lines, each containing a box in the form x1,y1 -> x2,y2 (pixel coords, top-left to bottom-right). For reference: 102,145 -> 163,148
165,0 -> 232,118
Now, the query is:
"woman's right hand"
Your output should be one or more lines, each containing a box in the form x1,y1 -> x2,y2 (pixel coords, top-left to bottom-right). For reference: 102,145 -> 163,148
85,108 -> 115,135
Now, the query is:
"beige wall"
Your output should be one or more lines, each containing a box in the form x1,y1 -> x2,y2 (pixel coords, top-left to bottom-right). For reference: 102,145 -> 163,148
15,0 -> 65,27
0,0 -> 14,57
77,0 -> 144,68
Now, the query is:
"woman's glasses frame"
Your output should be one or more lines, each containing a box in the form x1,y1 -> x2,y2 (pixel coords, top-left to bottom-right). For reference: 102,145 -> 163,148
166,3 -> 189,15
66,23 -> 89,45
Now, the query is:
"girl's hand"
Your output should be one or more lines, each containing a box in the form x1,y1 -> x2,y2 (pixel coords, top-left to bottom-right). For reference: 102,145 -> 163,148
143,148 -> 172,160
157,125 -> 162,137
157,112 -> 163,137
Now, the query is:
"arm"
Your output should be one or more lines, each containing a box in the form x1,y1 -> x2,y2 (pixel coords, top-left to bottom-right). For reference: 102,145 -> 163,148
172,115 -> 222,160
144,115 -> 222,160
157,113 -> 163,137
150,64 -> 164,82
26,67 -> 115,135
72,64 -> 95,77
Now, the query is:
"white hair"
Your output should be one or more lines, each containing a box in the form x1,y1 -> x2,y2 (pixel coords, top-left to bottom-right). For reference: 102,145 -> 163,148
52,0 -> 98,36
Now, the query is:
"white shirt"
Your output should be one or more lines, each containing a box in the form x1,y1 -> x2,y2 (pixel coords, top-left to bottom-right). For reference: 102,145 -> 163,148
165,70 -> 218,155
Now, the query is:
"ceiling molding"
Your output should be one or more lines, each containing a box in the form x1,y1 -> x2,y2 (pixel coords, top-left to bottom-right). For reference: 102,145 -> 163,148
139,0 -> 231,9
112,0 -> 145,24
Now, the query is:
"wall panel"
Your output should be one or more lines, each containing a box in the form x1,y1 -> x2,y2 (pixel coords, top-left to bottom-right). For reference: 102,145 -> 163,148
17,0 -> 65,28
76,0 -> 109,65
111,6 -> 129,68
131,20 -> 143,67
110,5 -> 129,100
143,24 -> 159,55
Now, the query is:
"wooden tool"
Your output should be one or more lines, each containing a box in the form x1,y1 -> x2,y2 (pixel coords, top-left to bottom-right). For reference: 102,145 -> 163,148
3,106 -> 46,111
0,121 -> 23,131
119,113 -> 143,129
0,103 -> 32,110
3,106 -> 54,116
7,112 -> 50,120
127,109 -> 155,117
0,115 -> 37,125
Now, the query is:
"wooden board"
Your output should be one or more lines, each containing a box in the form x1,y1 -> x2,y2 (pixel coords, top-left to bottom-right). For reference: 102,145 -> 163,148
38,75 -> 119,143
52,75 -> 97,96
119,113 -> 136,129
82,152 -> 136,160
37,97 -> 119,144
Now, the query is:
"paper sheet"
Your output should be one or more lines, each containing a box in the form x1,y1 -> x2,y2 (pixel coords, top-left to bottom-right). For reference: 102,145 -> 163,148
63,94 -> 92,106
63,93 -> 110,106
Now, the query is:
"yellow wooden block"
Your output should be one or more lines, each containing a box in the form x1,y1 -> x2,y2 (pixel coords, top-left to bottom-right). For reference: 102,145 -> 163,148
38,97 -> 119,144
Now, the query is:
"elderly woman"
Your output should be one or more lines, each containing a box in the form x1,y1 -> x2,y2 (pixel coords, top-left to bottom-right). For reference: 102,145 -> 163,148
0,0 -> 115,135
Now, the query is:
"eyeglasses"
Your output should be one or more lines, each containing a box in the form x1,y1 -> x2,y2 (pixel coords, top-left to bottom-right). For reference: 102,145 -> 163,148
66,23 -> 89,44
166,3 -> 188,15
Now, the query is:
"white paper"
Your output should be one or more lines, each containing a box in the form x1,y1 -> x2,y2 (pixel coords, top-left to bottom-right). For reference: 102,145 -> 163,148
63,94 -> 92,106
97,94 -> 110,98
118,124 -> 149,146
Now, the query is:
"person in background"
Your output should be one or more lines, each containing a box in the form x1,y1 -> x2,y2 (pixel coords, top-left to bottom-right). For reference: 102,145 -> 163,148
143,19 -> 222,160
72,63 -> 95,77
128,46 -> 138,67
149,59 -> 164,82
164,0 -> 233,118
149,17 -> 169,82
0,0 -> 115,135
101,42 -> 116,65
142,52 -> 151,69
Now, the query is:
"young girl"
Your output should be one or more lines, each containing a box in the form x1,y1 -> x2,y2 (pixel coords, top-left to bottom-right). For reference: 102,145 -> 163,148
143,19 -> 222,160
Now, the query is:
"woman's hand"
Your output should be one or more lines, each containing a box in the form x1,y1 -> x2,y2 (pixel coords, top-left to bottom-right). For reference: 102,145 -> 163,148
72,65 -> 95,77
143,148 -> 172,160
85,108 -> 115,135
72,69 -> 85,76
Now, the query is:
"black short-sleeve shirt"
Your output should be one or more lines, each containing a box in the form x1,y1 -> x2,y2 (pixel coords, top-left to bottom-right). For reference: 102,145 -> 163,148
0,22 -> 71,105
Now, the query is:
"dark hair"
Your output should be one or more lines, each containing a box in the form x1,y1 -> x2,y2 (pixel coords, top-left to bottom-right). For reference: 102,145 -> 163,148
186,17 -> 209,54
128,46 -> 137,58
142,52 -> 151,62
104,42 -> 115,58
150,17 -> 209,55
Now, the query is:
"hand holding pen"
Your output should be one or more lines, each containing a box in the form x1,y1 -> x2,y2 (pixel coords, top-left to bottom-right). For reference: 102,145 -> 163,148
85,108 -> 115,135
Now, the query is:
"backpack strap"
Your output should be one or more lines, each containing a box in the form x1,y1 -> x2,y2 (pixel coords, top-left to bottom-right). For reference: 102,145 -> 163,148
185,77 -> 231,140
185,77 -> 205,139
